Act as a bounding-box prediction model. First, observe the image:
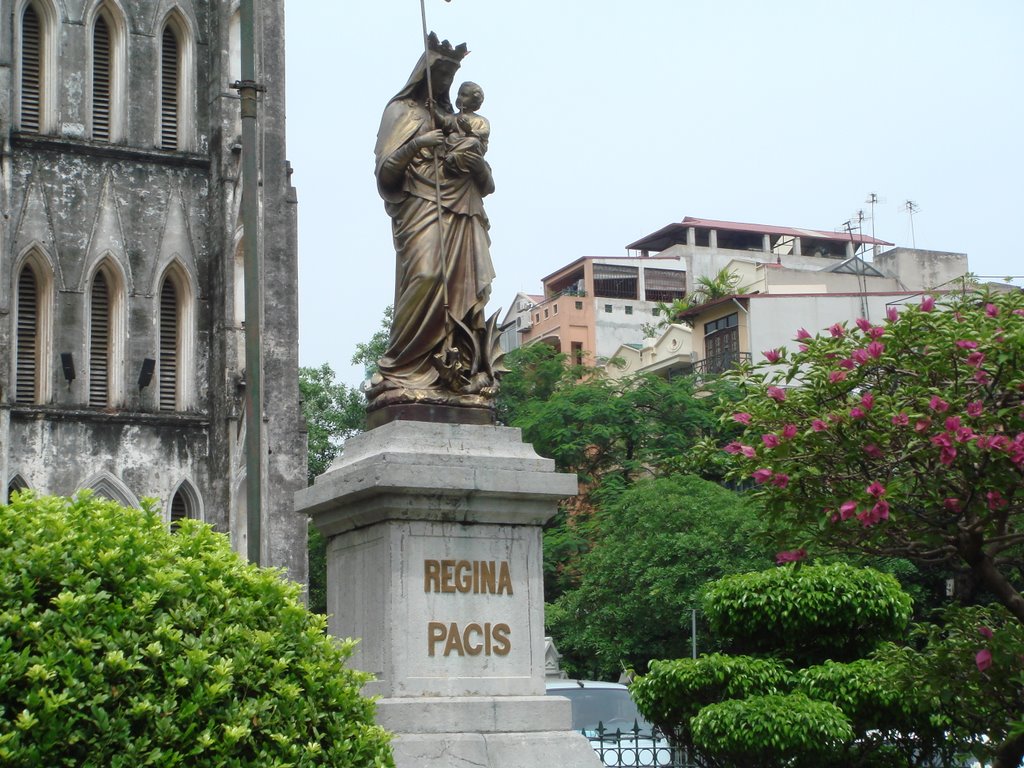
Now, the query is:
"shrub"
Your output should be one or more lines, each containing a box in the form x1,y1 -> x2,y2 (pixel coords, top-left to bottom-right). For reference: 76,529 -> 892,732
701,563 -> 912,664
0,493 -> 393,767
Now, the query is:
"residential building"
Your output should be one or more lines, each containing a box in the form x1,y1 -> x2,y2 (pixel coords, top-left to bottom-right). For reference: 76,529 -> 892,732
621,216 -> 968,381
501,255 -> 687,364
0,0 -> 306,581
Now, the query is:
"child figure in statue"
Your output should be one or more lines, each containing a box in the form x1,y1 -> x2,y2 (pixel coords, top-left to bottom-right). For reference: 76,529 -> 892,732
442,81 -> 489,176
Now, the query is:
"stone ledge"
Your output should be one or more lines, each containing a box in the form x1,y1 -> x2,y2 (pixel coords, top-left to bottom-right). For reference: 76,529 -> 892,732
376,695 -> 572,733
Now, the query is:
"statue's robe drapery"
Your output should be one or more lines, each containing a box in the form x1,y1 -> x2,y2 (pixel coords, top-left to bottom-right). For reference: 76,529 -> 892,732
373,89 -> 495,392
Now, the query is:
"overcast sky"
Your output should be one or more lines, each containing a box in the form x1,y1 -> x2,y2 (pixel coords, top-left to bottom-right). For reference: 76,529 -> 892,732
284,1 -> 1024,388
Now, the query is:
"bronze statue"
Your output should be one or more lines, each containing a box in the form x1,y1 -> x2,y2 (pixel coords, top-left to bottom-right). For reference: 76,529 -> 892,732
366,34 -> 503,418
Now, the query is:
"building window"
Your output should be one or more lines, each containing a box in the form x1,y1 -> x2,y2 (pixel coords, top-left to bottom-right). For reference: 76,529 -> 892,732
159,278 -> 179,410
571,341 -> 584,367
593,264 -> 638,300
652,307 -> 661,316
15,266 -> 40,403
7,474 -> 30,502
544,308 -> 549,319
644,268 -> 687,302
90,270 -> 112,407
553,304 -> 558,315
703,312 -> 740,374
168,480 -> 202,530
92,15 -> 112,140
90,4 -> 125,143
575,301 -> 583,310
17,1 -> 56,133
604,304 -> 612,313
625,305 -> 633,315
88,261 -> 124,408
160,24 -> 180,149
535,313 -> 540,323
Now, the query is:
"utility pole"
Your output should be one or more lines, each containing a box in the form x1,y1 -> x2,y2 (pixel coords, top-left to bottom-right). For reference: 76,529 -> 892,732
233,0 -> 263,565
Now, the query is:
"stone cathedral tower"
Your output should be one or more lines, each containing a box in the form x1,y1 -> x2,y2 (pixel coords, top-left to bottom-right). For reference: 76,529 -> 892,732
0,0 -> 307,583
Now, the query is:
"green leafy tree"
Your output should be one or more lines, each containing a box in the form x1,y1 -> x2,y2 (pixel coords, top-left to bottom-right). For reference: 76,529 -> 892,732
632,564 -> 970,768
351,305 -> 393,379
0,493 -> 393,767
299,364 -> 365,615
298,363 -> 365,484
546,475 -> 771,679
708,288 -> 1024,619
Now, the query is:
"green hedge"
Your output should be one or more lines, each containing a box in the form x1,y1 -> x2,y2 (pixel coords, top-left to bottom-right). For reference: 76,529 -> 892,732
0,493 -> 393,767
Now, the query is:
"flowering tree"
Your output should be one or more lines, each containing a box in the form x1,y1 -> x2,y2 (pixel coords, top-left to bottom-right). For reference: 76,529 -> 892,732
710,287 -> 1024,766
714,288 -> 1024,619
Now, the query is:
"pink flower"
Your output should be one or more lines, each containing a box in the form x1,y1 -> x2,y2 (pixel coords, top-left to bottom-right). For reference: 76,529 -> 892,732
763,348 -> 782,363
939,446 -> 957,466
967,401 -> 984,418
857,500 -> 890,527
852,349 -> 869,365
733,412 -> 752,425
752,468 -> 774,484
812,419 -> 829,432
956,340 -> 978,350
929,396 -> 950,413
850,407 -> 866,420
976,648 -> 993,673
955,427 -> 975,443
796,327 -> 812,340
886,306 -> 900,323
775,548 -> 807,565
986,303 -> 1000,317
867,341 -> 885,358
781,424 -> 799,439
974,369 -> 990,384
863,444 -> 883,459
943,498 -> 961,512
1014,309 -> 1024,318
867,326 -> 885,339
861,392 -> 875,411
979,626 -> 994,640
944,416 -> 961,432
771,472 -> 790,488
931,432 -> 953,449
767,386 -> 787,402
829,370 -> 847,384
839,358 -> 855,370
987,490 -> 1008,510
828,323 -> 845,338
892,413 -> 909,426
921,295 -> 936,312
866,481 -> 886,498
856,317 -> 872,333
839,500 -> 857,520
762,434 -> 781,448
723,441 -> 744,455
915,418 -> 932,433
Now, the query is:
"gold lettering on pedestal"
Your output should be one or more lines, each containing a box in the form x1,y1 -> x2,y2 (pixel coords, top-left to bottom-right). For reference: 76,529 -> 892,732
423,559 -> 513,595
423,559 -> 515,656
427,621 -> 512,657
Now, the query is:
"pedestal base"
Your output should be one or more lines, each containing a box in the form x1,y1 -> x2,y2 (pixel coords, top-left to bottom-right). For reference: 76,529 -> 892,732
377,696 -> 601,768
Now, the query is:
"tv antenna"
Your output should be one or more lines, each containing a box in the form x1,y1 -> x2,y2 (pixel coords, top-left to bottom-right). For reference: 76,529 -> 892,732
902,200 -> 919,248
865,192 -> 882,255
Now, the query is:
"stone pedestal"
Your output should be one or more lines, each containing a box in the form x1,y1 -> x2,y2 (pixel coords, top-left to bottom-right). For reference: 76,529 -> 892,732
295,421 -> 600,768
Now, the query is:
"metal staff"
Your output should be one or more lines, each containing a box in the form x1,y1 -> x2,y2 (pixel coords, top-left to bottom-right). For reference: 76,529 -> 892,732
418,0 -> 454,356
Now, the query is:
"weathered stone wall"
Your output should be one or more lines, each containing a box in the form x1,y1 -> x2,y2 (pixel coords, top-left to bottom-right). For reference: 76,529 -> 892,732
0,0 -> 307,585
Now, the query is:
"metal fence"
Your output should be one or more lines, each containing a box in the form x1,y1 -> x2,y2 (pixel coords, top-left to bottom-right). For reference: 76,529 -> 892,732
584,722 -> 685,767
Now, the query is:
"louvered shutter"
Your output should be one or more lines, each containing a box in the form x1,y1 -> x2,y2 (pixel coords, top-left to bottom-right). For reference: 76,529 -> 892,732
160,27 -> 179,150
159,279 -> 178,411
93,15 -> 111,142
170,489 -> 188,530
90,271 -> 111,407
16,267 -> 39,404
21,5 -> 41,133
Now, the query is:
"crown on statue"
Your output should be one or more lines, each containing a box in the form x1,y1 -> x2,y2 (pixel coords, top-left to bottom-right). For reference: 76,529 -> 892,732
428,32 -> 469,63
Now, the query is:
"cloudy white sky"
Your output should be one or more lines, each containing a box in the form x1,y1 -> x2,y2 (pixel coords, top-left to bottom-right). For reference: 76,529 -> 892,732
285,1 -> 1024,387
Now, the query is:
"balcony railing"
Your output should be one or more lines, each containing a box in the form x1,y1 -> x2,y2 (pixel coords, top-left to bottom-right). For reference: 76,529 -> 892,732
692,351 -> 751,382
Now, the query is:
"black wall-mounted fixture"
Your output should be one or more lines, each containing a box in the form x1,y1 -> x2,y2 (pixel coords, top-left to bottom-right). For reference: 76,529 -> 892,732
138,358 -> 156,389
60,353 -> 76,383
